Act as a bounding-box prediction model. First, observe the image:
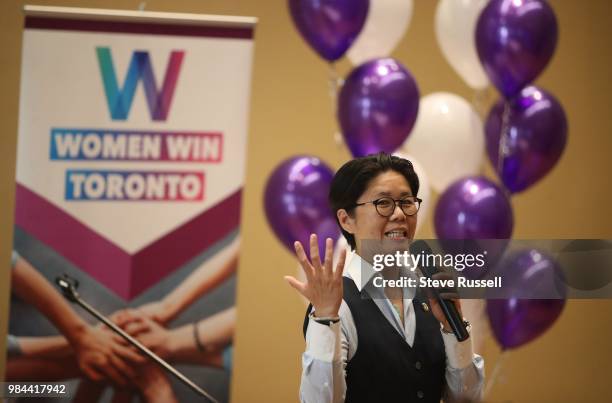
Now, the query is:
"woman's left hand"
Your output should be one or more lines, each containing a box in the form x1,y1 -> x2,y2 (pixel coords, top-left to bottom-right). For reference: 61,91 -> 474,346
425,271 -> 463,333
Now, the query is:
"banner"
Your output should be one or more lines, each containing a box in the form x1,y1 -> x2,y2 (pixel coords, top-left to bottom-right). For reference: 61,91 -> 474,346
5,6 -> 255,402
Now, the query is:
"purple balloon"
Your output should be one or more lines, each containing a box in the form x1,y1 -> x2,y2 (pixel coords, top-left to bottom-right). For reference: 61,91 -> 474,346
264,156 -> 340,260
435,177 -> 513,279
476,0 -> 558,99
486,86 -> 567,194
338,58 -> 420,157
487,249 -> 566,349
288,0 -> 369,62
435,176 -> 514,239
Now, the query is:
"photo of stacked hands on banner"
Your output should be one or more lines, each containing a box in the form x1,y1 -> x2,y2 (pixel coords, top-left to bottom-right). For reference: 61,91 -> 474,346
5,248 -> 238,402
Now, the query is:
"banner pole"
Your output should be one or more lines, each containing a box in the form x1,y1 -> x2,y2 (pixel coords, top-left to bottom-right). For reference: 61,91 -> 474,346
56,275 -> 219,403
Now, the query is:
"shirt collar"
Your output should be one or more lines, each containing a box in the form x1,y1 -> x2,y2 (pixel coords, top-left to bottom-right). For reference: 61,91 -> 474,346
345,252 -> 417,302
345,252 -> 377,292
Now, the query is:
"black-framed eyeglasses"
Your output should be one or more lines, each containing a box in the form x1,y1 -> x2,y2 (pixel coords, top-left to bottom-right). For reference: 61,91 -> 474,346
354,196 -> 422,217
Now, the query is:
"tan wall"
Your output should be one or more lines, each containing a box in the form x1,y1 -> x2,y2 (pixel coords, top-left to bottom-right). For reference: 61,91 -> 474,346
1,0 -> 611,402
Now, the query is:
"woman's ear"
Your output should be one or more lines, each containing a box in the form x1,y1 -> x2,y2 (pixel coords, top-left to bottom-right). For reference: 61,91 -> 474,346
337,209 -> 355,234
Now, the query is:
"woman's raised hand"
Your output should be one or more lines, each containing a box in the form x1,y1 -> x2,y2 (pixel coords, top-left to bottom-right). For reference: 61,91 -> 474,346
284,234 -> 346,317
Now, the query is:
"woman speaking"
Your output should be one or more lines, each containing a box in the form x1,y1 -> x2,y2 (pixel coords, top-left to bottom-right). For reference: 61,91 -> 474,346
285,153 -> 484,403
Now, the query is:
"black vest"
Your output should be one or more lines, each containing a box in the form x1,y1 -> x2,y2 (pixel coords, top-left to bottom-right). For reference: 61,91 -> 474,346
303,277 -> 446,403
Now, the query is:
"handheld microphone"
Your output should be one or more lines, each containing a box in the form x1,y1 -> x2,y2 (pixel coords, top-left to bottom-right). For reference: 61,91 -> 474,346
409,241 -> 470,342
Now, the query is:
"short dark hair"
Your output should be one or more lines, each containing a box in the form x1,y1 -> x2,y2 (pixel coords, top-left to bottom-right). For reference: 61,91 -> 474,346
329,153 -> 419,251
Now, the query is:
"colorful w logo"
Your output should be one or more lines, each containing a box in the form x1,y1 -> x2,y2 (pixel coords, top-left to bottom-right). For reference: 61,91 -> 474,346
96,47 -> 185,121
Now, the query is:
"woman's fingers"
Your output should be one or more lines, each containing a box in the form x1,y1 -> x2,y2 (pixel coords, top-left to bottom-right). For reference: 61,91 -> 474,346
294,234 -> 346,288
284,276 -> 308,298
288,235 -> 345,315
335,248 -> 347,280
309,234 -> 321,269
294,241 -> 314,280
323,238 -> 333,274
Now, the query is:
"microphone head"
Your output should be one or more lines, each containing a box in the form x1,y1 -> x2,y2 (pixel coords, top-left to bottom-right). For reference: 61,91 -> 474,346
409,240 -> 433,256
409,240 -> 438,276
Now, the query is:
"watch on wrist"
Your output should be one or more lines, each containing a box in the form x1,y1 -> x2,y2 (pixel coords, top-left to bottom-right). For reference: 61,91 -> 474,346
310,312 -> 340,326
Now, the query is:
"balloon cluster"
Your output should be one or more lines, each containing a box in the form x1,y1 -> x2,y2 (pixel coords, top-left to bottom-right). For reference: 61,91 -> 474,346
433,0 -> 568,352
288,0 -> 433,233
476,0 -> 567,194
267,0 -> 423,262
288,0 -> 420,155
476,0 -> 566,350
265,0 -> 567,352
430,0 -> 567,351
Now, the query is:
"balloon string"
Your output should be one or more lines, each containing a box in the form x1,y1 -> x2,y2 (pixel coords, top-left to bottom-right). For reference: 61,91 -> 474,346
471,86 -> 490,119
328,62 -> 341,101
472,87 -> 490,177
483,349 -> 509,398
497,101 -> 511,185
328,63 -> 345,148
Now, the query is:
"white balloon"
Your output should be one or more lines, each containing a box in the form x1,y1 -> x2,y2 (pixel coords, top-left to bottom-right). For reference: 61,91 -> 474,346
348,0 -> 413,65
435,0 -> 489,89
392,152 -> 431,236
402,92 -> 484,192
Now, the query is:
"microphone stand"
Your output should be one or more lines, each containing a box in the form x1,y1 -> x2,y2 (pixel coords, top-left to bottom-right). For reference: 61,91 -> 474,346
55,274 -> 220,403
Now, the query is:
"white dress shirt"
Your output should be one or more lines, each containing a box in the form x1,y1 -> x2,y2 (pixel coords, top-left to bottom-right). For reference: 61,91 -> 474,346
300,253 -> 485,403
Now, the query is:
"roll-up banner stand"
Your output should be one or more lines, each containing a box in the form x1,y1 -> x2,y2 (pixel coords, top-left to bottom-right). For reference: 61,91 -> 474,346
5,5 -> 255,402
